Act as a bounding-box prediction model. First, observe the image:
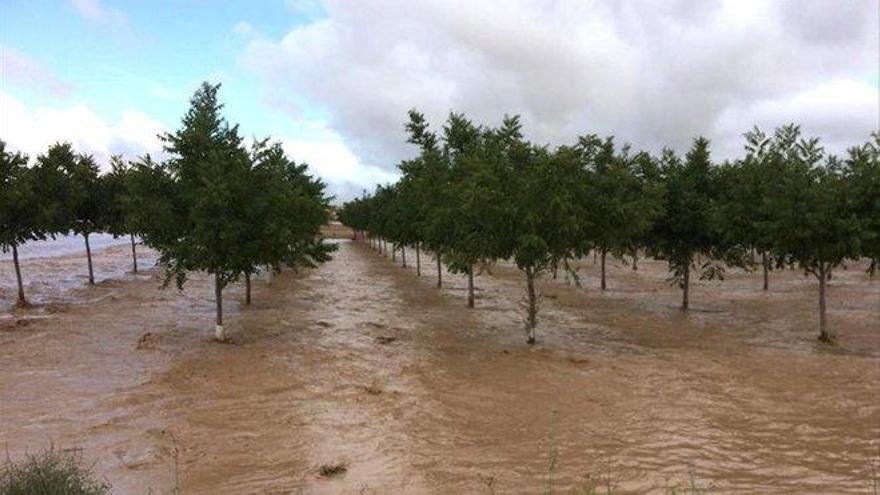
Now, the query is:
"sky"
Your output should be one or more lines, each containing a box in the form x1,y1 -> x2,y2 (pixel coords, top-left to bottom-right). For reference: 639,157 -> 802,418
1,0 -> 878,201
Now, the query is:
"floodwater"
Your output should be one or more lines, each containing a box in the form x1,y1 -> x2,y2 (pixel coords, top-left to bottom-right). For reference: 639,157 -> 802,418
1,240 -> 878,493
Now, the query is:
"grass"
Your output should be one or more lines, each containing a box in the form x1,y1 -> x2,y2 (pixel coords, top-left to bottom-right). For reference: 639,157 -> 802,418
318,462 -> 348,478
0,445 -> 110,495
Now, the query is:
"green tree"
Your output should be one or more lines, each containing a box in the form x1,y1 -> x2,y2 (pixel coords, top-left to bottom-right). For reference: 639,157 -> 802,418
125,155 -> 183,259
508,141 -> 584,343
243,140 -> 334,303
158,82 -> 254,341
767,134 -> 861,342
0,141 -> 38,306
102,156 -> 140,273
65,152 -> 105,285
843,133 -> 880,277
649,138 -> 724,311
404,109 -> 454,286
33,143 -> 104,285
579,136 -> 662,290
442,113 -> 509,308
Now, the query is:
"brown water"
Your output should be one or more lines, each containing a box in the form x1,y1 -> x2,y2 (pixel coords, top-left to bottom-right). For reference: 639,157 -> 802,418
1,241 -> 878,493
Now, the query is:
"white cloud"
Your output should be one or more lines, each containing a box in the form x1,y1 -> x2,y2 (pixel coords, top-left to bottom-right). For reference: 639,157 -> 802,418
233,21 -> 255,37
281,131 -> 397,186
69,0 -> 127,26
0,90 -> 165,167
714,78 -> 879,159
242,0 -> 879,183
0,45 -> 73,99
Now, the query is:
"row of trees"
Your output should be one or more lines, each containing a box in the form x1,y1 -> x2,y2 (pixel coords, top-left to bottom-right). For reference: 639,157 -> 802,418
339,111 -> 878,345
1,83 -> 334,340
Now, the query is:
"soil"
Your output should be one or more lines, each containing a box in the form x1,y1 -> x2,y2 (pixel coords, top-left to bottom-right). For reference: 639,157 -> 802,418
1,240 -> 878,493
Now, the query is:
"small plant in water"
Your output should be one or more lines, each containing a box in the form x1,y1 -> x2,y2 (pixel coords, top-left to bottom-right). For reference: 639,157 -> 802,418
318,462 -> 348,478
0,445 -> 110,495
663,463 -> 714,494
545,409 -> 559,494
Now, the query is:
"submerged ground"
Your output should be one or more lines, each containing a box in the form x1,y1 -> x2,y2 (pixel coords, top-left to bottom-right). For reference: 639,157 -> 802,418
1,238 -> 878,493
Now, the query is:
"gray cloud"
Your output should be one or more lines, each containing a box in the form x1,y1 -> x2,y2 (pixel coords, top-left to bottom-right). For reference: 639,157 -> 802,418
242,0 -> 878,197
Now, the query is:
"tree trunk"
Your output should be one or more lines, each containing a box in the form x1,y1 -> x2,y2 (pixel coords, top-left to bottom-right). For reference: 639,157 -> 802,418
681,262 -> 690,311
12,243 -> 27,306
416,242 -> 421,276
762,251 -> 769,291
632,249 -> 638,271
436,254 -> 442,288
215,273 -> 225,341
245,272 -> 252,305
402,245 -> 407,268
869,258 -> 876,277
84,232 -> 94,285
593,249 -> 597,265
130,234 -> 138,274
817,264 -> 833,343
392,243 -> 397,262
600,247 -> 607,291
467,265 -> 475,308
525,269 -> 537,345
552,261 -> 558,280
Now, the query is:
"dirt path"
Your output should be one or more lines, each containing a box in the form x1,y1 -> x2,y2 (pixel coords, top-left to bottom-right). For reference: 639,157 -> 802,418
1,240 -> 878,493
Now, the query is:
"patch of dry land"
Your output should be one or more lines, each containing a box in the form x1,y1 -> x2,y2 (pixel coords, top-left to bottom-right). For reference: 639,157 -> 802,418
1,240 -> 878,493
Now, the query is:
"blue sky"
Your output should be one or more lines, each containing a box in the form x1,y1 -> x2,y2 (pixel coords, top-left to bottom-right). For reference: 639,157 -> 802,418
1,1 -> 877,200
1,0 -> 320,141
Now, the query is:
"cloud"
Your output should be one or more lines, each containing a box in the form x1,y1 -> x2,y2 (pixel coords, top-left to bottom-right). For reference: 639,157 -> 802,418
0,45 -> 73,99
69,0 -> 127,26
242,0 -> 879,184
280,129 -> 397,192
713,78 -> 879,159
0,88 -> 384,201
0,90 -> 165,167
233,21 -> 255,37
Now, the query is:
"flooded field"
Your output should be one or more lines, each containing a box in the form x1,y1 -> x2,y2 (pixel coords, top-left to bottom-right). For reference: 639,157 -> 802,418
1,240 -> 878,493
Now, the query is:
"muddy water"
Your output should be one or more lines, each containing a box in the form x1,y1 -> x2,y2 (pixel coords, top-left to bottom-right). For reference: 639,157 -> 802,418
1,241 -> 878,493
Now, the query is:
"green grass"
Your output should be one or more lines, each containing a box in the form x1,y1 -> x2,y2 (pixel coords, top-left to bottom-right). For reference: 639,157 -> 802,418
1,446 -> 110,495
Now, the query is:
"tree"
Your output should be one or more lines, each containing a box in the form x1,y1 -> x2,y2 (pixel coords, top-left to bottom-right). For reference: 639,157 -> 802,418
578,136 -> 662,290
0,141 -> 38,306
62,152 -> 105,285
125,155 -> 183,259
508,140 -> 584,344
441,113 -> 508,308
404,109 -> 454,287
649,138 -> 724,311
843,133 -> 880,277
714,126 -> 788,290
243,140 -> 334,304
102,156 -> 140,273
157,82 -> 254,341
767,132 -> 861,343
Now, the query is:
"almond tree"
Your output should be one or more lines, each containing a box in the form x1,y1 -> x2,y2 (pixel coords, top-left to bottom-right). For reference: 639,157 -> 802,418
403,109 -> 454,286
102,156 -> 140,273
242,139 -> 334,304
64,152 -> 105,285
158,82 -> 253,341
0,141 -> 38,306
441,113 -> 508,308
844,133 -> 880,277
649,138 -> 724,311
767,133 -> 861,343
507,139 -> 585,343
579,136 -> 662,290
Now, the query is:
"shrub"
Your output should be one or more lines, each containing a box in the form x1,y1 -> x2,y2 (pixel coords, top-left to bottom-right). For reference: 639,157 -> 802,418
0,446 -> 110,495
